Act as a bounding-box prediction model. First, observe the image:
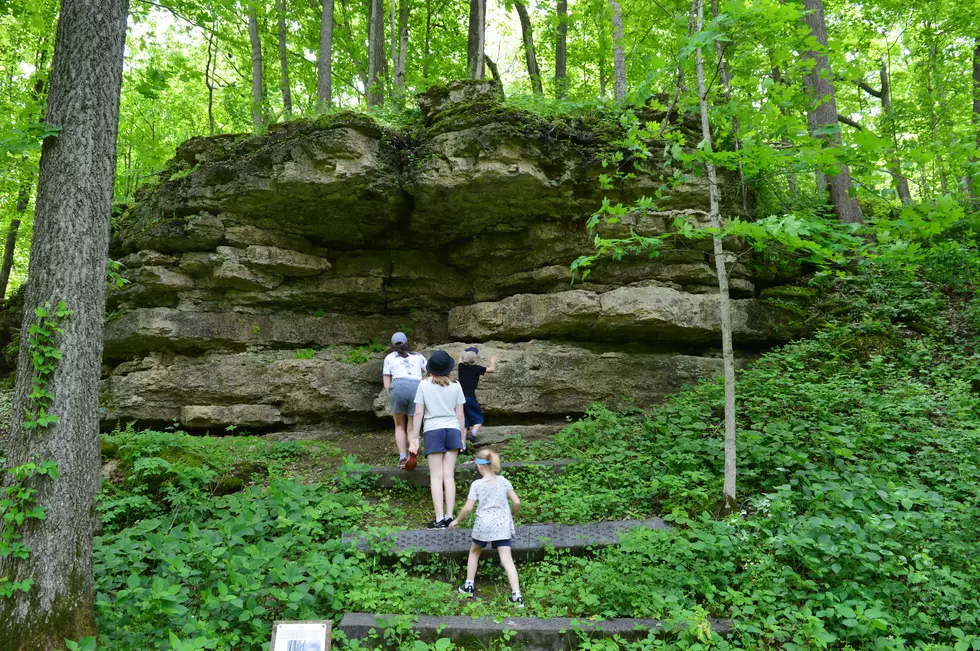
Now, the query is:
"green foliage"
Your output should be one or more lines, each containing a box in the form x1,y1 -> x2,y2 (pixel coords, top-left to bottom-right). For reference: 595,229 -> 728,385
294,348 -> 317,360
0,458 -> 59,597
23,300 -> 69,431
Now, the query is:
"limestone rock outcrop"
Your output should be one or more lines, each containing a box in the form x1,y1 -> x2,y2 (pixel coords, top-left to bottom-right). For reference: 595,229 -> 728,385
93,81 -> 806,435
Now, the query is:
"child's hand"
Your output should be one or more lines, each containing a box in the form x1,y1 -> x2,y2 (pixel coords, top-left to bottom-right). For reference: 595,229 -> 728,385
448,519 -> 459,529
409,441 -> 419,455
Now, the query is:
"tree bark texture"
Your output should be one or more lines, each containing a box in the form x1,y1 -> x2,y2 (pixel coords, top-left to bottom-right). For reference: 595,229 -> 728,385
277,0 -> 292,117
0,0 -> 128,648
248,4 -> 265,128
395,0 -> 408,93
693,0 -> 737,512
367,0 -> 385,106
317,0 -> 334,110
514,1 -> 542,94
555,0 -> 568,98
609,0 -> 626,101
801,0 -> 863,223
467,0 -> 486,79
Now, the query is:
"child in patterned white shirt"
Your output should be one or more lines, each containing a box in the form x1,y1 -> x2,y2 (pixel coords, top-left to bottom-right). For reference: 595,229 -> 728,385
449,448 -> 523,607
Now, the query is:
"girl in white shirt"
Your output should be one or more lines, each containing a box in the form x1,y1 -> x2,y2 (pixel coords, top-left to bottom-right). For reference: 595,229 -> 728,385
382,332 -> 427,468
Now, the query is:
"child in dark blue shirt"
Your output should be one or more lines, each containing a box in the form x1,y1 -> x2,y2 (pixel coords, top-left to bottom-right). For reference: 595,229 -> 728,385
457,346 -> 496,446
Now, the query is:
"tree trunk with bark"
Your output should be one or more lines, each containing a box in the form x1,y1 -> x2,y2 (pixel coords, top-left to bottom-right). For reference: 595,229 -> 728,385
367,0 -> 385,106
970,38 -> 980,198
317,0 -> 334,110
555,0 -> 568,99
276,0 -> 292,117
395,0 -> 408,93
609,0 -> 626,101
801,0 -> 863,223
248,3 -> 265,129
692,0 -> 737,513
485,54 -> 504,96
0,185 -> 29,306
467,0 -> 486,79
878,63 -> 911,204
0,1 -> 128,649
205,26 -> 217,133
514,1 -> 542,94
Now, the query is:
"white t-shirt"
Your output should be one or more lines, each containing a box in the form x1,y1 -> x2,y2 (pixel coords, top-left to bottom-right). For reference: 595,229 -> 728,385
414,380 -> 466,431
382,352 -> 427,381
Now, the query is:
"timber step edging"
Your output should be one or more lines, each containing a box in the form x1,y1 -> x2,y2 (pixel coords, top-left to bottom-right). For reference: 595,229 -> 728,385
338,612 -> 733,649
366,459 -> 576,488
343,518 -> 670,561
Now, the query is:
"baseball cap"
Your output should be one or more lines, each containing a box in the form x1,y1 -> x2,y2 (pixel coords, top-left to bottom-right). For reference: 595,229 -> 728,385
464,346 -> 479,354
391,332 -> 408,346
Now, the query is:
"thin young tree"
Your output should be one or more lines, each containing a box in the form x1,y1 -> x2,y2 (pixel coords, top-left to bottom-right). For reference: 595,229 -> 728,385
609,0 -> 626,100
801,0 -> 863,223
248,2 -> 265,128
852,61 -> 912,203
514,0 -> 543,94
395,0 -> 409,93
367,0 -> 385,106
693,0 -> 737,511
276,0 -> 292,117
555,0 -> 568,99
0,0 -> 129,647
467,0 -> 487,79
309,0 -> 334,110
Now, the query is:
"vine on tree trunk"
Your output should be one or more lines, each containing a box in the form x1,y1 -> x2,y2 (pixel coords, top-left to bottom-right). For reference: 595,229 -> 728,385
0,299 -> 69,597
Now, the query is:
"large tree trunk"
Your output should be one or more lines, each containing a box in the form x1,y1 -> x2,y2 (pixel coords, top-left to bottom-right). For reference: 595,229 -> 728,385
467,0 -> 486,79
248,3 -> 265,129
801,0 -> 863,223
395,0 -> 408,93
555,0 -> 568,99
317,0 -> 334,110
0,1 -> 128,649
367,0 -> 385,106
609,0 -> 626,101
692,0 -> 737,513
276,0 -> 292,117
514,1 -> 542,94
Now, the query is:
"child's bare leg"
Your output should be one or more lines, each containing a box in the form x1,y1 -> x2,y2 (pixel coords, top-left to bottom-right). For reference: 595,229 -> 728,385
393,413 -> 408,456
443,449 -> 458,517
466,543 -> 482,584
497,546 -> 521,595
428,453 -> 445,520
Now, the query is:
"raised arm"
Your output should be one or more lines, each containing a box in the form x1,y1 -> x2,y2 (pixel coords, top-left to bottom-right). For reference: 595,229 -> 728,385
449,499 -> 476,528
486,356 -> 497,373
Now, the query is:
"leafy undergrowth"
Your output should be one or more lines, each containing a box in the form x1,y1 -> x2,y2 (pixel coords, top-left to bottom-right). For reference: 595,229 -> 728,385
76,225 -> 980,649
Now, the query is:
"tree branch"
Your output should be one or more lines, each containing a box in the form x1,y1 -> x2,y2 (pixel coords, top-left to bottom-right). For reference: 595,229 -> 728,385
837,114 -> 864,130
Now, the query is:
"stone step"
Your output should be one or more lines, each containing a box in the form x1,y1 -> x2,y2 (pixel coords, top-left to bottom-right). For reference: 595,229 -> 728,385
339,612 -> 733,649
344,519 -> 669,562
366,459 -> 575,488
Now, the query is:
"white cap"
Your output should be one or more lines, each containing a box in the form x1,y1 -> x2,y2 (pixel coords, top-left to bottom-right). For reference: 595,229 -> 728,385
391,332 -> 408,346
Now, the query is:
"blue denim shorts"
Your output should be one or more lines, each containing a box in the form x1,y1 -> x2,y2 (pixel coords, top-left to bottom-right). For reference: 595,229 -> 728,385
423,428 -> 463,456
473,538 -> 512,549
388,379 -> 419,415
463,397 -> 485,428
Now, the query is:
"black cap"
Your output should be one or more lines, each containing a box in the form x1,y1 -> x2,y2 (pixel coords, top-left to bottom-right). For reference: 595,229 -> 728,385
427,350 -> 455,376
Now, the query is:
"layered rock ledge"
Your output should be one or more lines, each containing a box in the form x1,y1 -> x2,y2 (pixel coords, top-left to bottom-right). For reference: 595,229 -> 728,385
96,81 -> 807,435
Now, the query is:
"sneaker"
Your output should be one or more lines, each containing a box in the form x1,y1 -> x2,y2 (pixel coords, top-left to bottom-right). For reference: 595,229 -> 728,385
440,516 -> 453,527
509,593 -> 524,608
398,457 -> 408,469
458,583 -> 475,598
428,518 -> 450,529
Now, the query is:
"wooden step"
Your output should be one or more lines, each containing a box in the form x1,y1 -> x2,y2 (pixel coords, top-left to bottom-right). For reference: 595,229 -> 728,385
365,459 -> 575,488
343,518 -> 669,562
339,612 -> 733,649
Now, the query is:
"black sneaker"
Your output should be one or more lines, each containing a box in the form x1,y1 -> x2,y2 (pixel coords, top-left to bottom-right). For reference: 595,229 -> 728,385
428,518 -> 450,529
440,516 -> 453,528
510,593 -> 524,608
458,583 -> 474,598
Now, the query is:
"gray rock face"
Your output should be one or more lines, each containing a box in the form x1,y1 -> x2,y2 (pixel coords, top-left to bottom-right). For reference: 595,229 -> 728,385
96,83 -> 806,435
